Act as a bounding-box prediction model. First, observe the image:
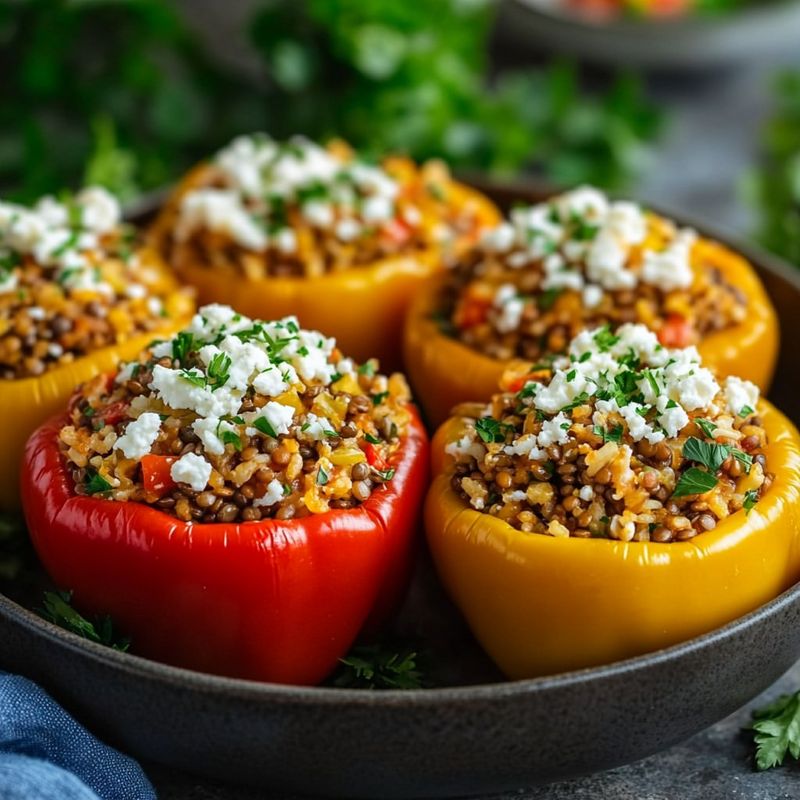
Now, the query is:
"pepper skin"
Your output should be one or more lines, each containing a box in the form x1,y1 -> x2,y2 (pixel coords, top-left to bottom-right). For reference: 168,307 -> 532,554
425,400 -> 800,680
150,168 -> 500,371
0,288 -> 193,511
404,239 -> 779,429
22,407 -> 429,685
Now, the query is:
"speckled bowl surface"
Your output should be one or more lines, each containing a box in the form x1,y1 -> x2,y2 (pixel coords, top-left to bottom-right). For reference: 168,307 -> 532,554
2,182 -> 800,799
500,0 -> 800,70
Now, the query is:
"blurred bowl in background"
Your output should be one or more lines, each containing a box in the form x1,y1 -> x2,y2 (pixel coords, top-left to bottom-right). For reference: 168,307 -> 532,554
499,0 -> 800,70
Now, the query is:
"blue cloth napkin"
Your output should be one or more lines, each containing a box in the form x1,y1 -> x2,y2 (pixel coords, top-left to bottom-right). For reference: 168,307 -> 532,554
0,672 -> 156,800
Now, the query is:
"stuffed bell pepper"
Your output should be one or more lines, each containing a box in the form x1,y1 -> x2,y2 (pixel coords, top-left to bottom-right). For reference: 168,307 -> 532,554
0,186 -> 193,509
149,133 -> 500,369
22,304 -> 429,685
405,186 -> 778,427
426,322 -> 800,680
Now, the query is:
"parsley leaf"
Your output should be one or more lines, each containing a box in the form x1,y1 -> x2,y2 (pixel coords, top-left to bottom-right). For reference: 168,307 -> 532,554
206,352 -> 232,390
682,437 -> 731,472
672,467 -> 718,498
253,417 -> 278,438
743,488 -> 759,513
316,466 -> 329,486
372,391 -> 390,406
593,424 -> 623,444
475,417 -> 513,443
593,326 -> 620,351
171,331 -> 195,364
364,433 -> 381,445
331,643 -> 425,690
559,391 -> 590,413
695,418 -> 718,438
537,288 -> 562,311
749,690 -> 800,770
732,448 -> 754,474
221,430 -> 242,451
739,405 -> 755,418
84,470 -> 112,495
40,590 -> 130,652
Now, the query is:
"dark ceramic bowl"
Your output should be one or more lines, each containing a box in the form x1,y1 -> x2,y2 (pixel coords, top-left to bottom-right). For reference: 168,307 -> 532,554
499,0 -> 800,70
2,181 -> 800,799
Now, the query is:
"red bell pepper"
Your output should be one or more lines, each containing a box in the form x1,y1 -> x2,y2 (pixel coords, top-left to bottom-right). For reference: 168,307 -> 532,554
658,313 -> 694,348
21,406 -> 429,685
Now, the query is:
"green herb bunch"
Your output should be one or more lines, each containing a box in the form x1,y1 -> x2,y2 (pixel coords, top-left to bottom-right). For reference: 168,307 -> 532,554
752,72 -> 800,267
250,0 -> 661,187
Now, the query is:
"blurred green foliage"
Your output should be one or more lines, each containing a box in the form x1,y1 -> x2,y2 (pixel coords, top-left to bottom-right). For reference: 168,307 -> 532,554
753,73 -> 800,266
0,0 -> 266,203
250,0 -> 661,186
0,0 -> 661,204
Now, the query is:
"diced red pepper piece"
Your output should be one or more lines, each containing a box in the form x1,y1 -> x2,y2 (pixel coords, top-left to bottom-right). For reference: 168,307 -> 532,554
658,314 -> 694,348
140,454 -> 177,496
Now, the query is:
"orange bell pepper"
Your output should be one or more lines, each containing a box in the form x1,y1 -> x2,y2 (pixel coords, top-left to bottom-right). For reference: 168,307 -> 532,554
425,399 -> 800,680
404,237 -> 779,428
150,165 -> 500,372
0,262 -> 193,511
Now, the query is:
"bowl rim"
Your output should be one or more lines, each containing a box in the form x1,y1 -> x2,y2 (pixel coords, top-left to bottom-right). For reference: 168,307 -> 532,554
5,177 -> 800,705
3,577 -> 800,705
508,0 -> 800,34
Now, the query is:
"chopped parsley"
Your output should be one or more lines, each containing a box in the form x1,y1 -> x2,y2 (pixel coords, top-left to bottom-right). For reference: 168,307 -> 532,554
253,417 -> 278,438
537,288 -> 562,311
672,467 -> 718,499
695,418 -> 718,438
593,424 -> 623,444
84,470 -> 112,495
682,437 -> 731,472
40,591 -> 130,652
739,405 -> 755,418
316,466 -> 329,486
371,391 -> 390,406
475,416 -> 514,443
743,489 -> 759,514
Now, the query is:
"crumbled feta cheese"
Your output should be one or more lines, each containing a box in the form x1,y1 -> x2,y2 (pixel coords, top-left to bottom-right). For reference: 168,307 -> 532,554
724,376 -> 760,417
170,452 -> 212,492
253,478 -> 286,508
192,417 -> 229,456
114,412 -> 161,459
252,401 -> 294,437
177,189 -> 267,251
446,434 -> 486,461
492,284 -> 525,334
578,485 -> 594,502
538,412 -> 571,446
582,284 -> 604,308
640,229 -> 695,291
335,218 -> 362,241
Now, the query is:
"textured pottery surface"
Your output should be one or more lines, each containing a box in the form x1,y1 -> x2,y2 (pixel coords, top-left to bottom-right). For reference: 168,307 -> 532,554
500,0 -> 800,70
2,182 -> 800,798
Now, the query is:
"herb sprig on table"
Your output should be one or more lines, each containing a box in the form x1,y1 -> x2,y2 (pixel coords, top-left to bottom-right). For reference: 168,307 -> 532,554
749,689 -> 800,770
39,590 -> 131,653
330,642 -> 427,690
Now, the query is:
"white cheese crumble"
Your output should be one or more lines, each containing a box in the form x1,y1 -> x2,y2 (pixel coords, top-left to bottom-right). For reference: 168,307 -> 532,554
725,376 -> 759,417
253,478 -> 286,508
114,412 -> 162,459
471,187 -> 698,331
0,186 -> 121,295
170,452 -> 212,492
176,133 -> 411,253
451,323 -> 760,467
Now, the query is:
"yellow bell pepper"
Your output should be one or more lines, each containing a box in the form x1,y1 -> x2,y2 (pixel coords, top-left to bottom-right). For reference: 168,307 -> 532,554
150,166 -> 500,372
405,237 -> 779,429
0,265 -> 193,511
426,400 -> 800,680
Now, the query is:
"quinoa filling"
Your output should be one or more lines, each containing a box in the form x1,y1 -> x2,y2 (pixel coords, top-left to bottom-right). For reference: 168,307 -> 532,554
59,304 -> 412,523
159,133 -> 484,278
0,187 -> 186,380
440,186 -> 748,362
447,323 -> 770,542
